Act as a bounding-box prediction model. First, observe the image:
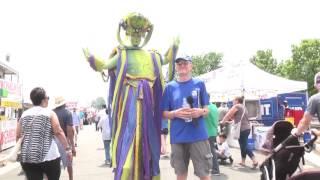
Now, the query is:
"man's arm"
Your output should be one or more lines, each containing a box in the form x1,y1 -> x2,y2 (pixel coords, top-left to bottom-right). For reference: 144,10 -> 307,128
293,95 -> 320,136
67,113 -> 76,156
191,106 -> 209,119
163,107 -> 193,120
293,111 -> 320,136
296,112 -> 312,135
52,113 -> 68,148
67,126 -> 75,144
163,110 -> 176,120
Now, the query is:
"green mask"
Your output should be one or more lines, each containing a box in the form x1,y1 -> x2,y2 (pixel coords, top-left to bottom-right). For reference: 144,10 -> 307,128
117,12 -> 153,49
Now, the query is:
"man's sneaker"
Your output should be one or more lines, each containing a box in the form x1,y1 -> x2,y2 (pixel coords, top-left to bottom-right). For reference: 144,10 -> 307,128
212,173 -> 220,176
219,159 -> 227,165
105,160 -> 111,166
229,157 -> 234,164
161,154 -> 170,160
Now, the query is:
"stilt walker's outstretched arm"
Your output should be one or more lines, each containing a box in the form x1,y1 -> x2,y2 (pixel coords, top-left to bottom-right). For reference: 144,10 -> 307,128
83,47 -> 118,72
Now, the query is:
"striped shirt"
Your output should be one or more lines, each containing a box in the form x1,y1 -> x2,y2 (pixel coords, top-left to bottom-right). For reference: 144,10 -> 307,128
20,106 -> 59,163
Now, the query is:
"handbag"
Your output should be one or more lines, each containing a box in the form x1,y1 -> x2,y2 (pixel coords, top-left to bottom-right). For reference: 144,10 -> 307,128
7,136 -> 24,162
232,105 -> 246,140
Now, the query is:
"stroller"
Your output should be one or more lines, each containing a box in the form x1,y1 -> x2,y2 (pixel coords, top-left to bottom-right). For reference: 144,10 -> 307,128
260,121 -> 318,180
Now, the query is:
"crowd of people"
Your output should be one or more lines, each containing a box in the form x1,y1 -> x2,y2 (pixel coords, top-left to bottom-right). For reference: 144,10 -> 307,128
160,55 -> 320,180
161,55 -> 264,179
14,55 -> 320,180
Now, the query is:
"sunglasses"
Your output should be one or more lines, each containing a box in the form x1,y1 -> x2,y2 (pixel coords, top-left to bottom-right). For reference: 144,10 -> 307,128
176,61 -> 190,66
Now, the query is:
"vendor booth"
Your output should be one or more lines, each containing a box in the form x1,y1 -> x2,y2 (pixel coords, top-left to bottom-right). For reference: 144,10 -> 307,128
0,60 -> 22,151
260,93 -> 307,126
198,61 -> 307,119
198,61 -> 307,102
197,61 -> 308,149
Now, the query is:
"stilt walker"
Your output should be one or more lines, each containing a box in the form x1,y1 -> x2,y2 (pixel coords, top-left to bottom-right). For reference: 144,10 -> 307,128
83,12 -> 179,180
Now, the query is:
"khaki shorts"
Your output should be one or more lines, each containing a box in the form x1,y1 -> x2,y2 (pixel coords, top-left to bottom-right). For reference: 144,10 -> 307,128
55,138 -> 72,168
170,140 -> 213,177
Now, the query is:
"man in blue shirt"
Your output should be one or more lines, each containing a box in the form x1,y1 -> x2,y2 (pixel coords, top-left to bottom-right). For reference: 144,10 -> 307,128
162,55 -> 212,180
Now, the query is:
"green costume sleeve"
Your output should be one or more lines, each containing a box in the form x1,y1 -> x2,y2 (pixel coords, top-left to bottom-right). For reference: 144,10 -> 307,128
87,48 -> 119,72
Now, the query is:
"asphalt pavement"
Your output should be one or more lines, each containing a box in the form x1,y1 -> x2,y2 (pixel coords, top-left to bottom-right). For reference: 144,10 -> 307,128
0,124 -> 318,180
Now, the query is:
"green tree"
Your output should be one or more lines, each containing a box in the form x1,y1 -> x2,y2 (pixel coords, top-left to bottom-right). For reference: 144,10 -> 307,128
250,49 -> 279,74
91,97 -> 106,109
191,52 -> 223,76
280,39 -> 320,95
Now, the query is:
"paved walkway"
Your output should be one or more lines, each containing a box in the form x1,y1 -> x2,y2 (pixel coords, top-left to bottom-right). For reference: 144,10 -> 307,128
0,125 -> 318,180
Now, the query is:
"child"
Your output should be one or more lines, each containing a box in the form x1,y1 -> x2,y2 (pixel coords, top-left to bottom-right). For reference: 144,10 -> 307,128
216,134 -> 233,164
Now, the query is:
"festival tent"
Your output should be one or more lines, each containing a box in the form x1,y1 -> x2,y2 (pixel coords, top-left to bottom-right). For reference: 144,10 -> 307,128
197,61 -> 308,101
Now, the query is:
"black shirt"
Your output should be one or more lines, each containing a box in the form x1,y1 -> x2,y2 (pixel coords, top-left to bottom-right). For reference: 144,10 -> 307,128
53,105 -> 73,136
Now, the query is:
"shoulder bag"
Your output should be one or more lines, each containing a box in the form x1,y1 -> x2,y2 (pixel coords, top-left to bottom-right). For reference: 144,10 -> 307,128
232,105 -> 246,140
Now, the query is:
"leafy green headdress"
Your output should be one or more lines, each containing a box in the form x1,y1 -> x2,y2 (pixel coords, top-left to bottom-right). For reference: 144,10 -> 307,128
117,12 -> 153,48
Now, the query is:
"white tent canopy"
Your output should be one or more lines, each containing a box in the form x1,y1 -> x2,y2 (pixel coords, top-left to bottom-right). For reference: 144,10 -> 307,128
197,61 -> 308,101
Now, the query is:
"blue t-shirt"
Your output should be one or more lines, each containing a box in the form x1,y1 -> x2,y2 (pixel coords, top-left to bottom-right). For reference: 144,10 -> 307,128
161,78 -> 209,144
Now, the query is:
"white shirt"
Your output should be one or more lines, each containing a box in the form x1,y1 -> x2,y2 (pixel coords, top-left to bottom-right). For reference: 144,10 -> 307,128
97,109 -> 111,140
217,141 -> 231,157
20,106 -> 60,163
43,140 -> 60,161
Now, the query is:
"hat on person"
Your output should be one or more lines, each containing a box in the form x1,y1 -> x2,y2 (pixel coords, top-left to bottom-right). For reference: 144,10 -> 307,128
175,55 -> 192,63
54,96 -> 66,108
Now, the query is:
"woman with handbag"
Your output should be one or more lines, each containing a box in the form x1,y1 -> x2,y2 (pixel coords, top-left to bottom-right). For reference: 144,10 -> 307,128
16,87 -> 72,180
221,96 -> 258,169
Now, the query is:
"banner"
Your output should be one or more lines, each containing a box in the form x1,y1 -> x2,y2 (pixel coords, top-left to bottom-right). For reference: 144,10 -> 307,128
0,120 -> 17,151
0,79 -> 22,98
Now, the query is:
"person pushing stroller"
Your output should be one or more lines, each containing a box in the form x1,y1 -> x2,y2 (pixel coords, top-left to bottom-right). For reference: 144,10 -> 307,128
292,72 -> 320,138
259,72 -> 320,180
